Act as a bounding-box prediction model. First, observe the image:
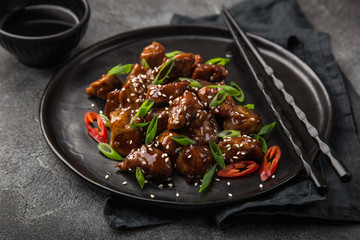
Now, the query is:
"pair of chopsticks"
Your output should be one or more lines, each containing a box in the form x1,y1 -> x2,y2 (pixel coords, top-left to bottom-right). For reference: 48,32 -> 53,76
222,7 -> 352,195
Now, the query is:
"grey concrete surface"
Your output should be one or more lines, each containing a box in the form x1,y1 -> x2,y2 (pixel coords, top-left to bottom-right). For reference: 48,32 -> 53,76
1,0 -> 360,239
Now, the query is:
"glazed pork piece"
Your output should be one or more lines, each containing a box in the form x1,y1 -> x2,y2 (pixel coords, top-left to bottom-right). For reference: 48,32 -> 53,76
140,41 -> 166,69
86,74 -> 122,100
155,130 -> 181,161
191,63 -> 228,83
176,144 -> 214,183
109,107 -> 144,156
104,89 -> 120,117
146,81 -> 189,106
116,144 -> 173,180
218,136 -> 263,164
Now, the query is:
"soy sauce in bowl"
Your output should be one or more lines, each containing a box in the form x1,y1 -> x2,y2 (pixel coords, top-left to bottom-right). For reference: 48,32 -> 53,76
0,0 -> 90,68
1,5 -> 79,37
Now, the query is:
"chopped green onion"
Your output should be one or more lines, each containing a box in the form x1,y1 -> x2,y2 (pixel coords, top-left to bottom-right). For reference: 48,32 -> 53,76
199,164 -> 218,192
216,130 -> 241,138
130,99 -> 154,130
165,50 -> 181,58
171,135 -> 195,145
97,142 -> 123,161
243,104 -> 255,110
257,122 -> 276,136
209,140 -> 226,169
230,82 -> 245,103
136,166 -> 145,189
99,113 -> 110,128
209,90 -> 227,107
141,58 -> 150,68
254,134 -> 267,153
205,57 -> 230,66
179,77 -> 203,88
108,64 -> 133,75
207,85 -> 241,96
152,59 -> 177,85
145,114 -> 158,145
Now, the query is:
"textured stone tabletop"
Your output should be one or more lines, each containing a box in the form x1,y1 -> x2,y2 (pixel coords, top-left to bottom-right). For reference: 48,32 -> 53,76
1,0 -> 360,239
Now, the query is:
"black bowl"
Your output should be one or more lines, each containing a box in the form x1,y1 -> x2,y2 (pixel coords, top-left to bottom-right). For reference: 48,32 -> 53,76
0,0 -> 90,68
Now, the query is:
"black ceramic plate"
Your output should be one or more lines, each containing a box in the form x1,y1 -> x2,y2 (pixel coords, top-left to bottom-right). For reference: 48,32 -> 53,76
40,25 -> 332,209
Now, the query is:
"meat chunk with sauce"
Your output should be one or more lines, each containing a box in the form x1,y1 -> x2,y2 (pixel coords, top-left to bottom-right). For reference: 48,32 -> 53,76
176,144 -> 214,183
109,107 -> 144,156
104,89 -> 120,117
146,81 -> 189,106
179,110 -> 220,143
191,64 -> 227,83
86,74 -> 122,100
218,136 -> 263,164
198,86 -> 262,135
167,91 -> 204,129
119,64 -> 149,108
116,144 -> 173,180
140,41 -> 166,69
155,130 -> 181,161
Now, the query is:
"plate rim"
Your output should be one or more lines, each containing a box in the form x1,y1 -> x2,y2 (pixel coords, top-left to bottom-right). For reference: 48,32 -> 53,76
39,24 -> 332,209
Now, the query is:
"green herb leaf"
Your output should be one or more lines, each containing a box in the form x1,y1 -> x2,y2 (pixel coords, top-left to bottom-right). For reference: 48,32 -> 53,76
179,77 -> 203,88
141,58 -> 150,68
257,122 -> 276,136
230,82 -> 245,103
205,58 -> 230,66
207,85 -> 241,96
97,142 -> 123,161
209,90 -> 227,107
152,59 -> 177,85
99,113 -> 110,128
165,50 -> 181,58
135,166 -> 145,189
243,104 -> 255,110
108,64 -> 133,75
171,135 -> 195,145
129,99 -> 154,130
209,140 -> 226,169
216,130 -> 241,138
199,164 -> 218,192
145,114 -> 159,145
253,134 -> 267,153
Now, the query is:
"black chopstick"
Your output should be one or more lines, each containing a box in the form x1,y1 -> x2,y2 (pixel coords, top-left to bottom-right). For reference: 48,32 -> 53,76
221,7 -> 352,183
222,7 -> 330,194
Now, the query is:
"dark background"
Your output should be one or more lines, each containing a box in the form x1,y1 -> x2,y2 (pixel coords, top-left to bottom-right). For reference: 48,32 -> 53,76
1,0 -> 359,239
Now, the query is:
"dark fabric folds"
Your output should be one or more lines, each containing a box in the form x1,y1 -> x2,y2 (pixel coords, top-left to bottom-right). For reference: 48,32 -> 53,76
104,0 -> 360,229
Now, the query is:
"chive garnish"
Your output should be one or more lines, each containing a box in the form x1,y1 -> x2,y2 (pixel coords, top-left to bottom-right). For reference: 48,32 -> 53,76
108,64 -> 133,76
99,113 -> 110,128
130,99 -> 154,130
199,164 -> 218,192
152,59 -> 177,85
97,142 -> 123,161
230,82 -> 245,103
257,122 -> 276,136
136,166 -> 145,189
145,114 -> 159,145
216,130 -> 241,138
209,140 -> 226,169
165,50 -> 181,58
209,90 -> 227,107
141,58 -> 150,68
254,134 -> 267,153
243,104 -> 255,110
171,135 -> 195,145
179,77 -> 204,88
205,57 -> 230,66
207,85 -> 241,96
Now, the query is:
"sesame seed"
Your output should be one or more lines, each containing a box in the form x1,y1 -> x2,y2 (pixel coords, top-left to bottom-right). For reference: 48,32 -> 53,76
144,180 -> 149,183
166,145 -> 170,150
130,93 -> 135,97
149,147 -> 153,151
158,184 -> 164,188
168,183 -> 173,187
194,182 -> 198,187
122,181 -> 127,185
215,178 -> 220,181
99,110 -> 103,114
226,144 -> 231,148
129,140 -> 132,144
167,177 -> 172,181
188,155 -> 192,159
259,184 -> 263,189
227,147 -> 231,151
272,175 -> 276,179
150,194 -> 155,198
91,103 -> 95,107
227,182 -> 231,186
127,98 -> 130,103
233,156 -> 239,159
165,158 -> 169,162
228,193 -> 233,197
176,193 -> 180,197
105,175 -> 109,179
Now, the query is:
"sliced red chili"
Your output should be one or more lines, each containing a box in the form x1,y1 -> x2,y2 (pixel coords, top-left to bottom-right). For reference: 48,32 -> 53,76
217,161 -> 259,178
260,145 -> 281,181
84,111 -> 108,143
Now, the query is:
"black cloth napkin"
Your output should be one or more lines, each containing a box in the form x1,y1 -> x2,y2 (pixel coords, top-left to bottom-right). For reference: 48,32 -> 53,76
104,0 -> 360,229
